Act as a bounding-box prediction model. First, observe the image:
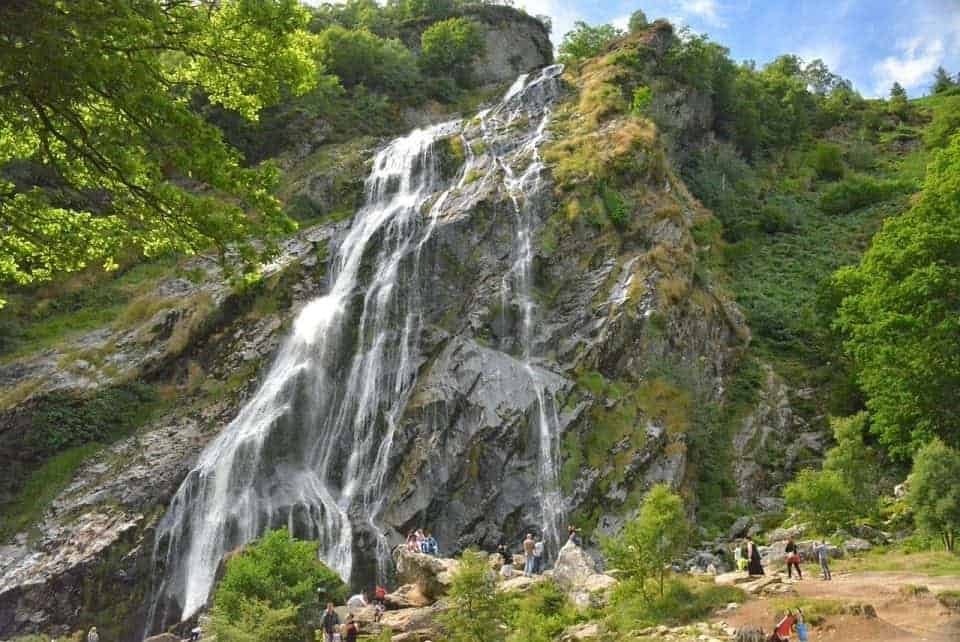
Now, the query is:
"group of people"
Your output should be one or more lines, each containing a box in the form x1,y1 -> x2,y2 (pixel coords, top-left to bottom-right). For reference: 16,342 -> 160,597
320,603 -> 359,642
733,536 -> 832,581
405,528 -> 439,556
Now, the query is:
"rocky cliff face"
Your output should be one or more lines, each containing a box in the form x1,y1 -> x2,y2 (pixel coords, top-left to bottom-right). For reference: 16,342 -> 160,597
0,19 -> 797,642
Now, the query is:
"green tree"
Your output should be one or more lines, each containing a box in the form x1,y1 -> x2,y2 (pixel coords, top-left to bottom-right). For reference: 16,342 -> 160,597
316,26 -> 421,94
211,529 -> 348,642
890,82 -> 907,99
439,549 -> 506,642
628,10 -> 649,33
932,66 -> 956,94
812,142 -> 845,180
419,18 -> 484,85
908,439 -> 960,551
821,412 -> 883,511
604,484 -> 690,600
831,133 -> 960,459
783,468 -> 858,533
0,1 -> 329,304
557,21 -> 624,64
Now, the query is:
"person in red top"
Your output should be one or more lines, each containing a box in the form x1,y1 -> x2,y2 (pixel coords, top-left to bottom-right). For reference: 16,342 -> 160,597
373,585 -> 387,622
773,611 -> 797,641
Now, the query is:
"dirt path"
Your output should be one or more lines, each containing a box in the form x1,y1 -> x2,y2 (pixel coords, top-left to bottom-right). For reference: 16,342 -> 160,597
715,570 -> 960,641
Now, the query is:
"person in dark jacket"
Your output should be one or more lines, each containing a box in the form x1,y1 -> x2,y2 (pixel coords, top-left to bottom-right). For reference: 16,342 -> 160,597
746,536 -> 764,576
785,537 -> 802,579
343,613 -> 358,642
321,602 -> 340,642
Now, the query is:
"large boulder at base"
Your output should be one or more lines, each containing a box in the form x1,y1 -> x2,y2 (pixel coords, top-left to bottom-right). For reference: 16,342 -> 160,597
498,574 -> 543,594
379,604 -> 448,634
393,546 -> 459,601
550,541 -> 618,609
386,583 -> 433,609
729,516 -> 754,539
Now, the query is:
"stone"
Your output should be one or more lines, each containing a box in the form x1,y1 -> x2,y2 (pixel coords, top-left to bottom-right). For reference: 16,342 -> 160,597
843,537 -> 872,554
393,547 -> 459,602
715,572 -> 751,586
734,627 -> 766,642
560,622 -> 605,640
379,605 -> 447,634
498,574 -> 543,594
728,516 -> 753,539
144,635 -> 180,642
741,575 -> 780,595
386,583 -> 433,609
768,524 -> 806,542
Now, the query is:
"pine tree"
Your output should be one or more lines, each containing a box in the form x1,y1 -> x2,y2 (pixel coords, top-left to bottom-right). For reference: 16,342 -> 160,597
932,66 -> 955,94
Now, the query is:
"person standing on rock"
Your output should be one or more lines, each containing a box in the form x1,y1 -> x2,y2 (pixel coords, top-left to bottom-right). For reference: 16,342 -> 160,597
815,541 -> 832,580
424,530 -> 439,556
321,602 -> 341,642
567,524 -> 582,546
746,536 -> 764,575
785,536 -> 802,579
523,533 -> 536,576
533,535 -> 545,574
86,626 -> 99,642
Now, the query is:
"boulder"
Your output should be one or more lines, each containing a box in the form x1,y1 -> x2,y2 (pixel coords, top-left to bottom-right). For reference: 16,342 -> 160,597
735,627 -> 766,642
498,574 -> 543,594
144,635 -> 180,642
843,537 -> 872,554
560,622 -> 605,640
551,541 -> 618,609
379,605 -> 447,634
768,524 -> 806,543
386,583 -> 433,609
393,547 -> 459,601
715,571 -> 752,586
741,575 -> 781,595
729,516 -> 753,539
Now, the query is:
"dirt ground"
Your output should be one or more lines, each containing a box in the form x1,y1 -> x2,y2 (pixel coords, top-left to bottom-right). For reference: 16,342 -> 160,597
714,568 -> 960,641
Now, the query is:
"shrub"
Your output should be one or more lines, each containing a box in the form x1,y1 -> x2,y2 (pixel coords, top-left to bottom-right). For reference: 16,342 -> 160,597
811,143 -> 845,180
604,484 -> 690,600
908,440 -> 960,551
439,549 -> 506,642
818,174 -> 910,215
419,18 -> 484,85
211,529 -> 347,642
784,468 -> 858,534
316,26 -> 421,94
557,21 -> 623,64
506,581 -> 579,642
628,10 -> 648,33
607,577 -> 744,632
631,86 -> 652,116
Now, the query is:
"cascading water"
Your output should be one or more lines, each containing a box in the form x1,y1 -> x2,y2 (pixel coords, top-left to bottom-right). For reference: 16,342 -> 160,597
146,65 -> 565,633
475,65 -> 566,556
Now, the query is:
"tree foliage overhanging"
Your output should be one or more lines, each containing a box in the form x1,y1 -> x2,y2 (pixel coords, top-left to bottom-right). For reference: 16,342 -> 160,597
0,0 -> 332,299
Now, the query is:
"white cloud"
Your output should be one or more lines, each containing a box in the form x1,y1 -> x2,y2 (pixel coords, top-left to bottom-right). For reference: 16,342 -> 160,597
872,37 -> 945,96
611,13 -> 631,32
678,0 -> 725,27
517,0 -> 584,42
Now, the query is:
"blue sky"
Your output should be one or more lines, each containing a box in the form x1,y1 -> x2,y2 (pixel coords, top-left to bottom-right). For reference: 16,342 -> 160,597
516,0 -> 960,97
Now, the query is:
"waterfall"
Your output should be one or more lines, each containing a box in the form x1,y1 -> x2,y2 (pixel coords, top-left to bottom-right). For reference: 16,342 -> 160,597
476,65 -> 566,556
146,65 -> 565,632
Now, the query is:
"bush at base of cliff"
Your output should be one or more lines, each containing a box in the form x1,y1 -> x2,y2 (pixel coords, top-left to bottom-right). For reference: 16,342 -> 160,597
211,529 -> 348,642
606,576 -> 745,633
438,549 -> 506,642
506,581 -> 582,642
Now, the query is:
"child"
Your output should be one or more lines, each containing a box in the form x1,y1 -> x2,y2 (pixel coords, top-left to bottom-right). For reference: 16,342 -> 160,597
795,608 -> 808,642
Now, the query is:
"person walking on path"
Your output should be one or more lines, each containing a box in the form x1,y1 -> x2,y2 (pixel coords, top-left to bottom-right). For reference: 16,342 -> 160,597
532,535 -> 545,574
522,533 -> 536,576
785,537 -> 802,579
773,610 -> 797,641
86,627 -> 99,642
814,541 -> 832,580
746,536 -> 764,576
498,543 -> 514,578
795,608 -> 809,642
321,602 -> 341,642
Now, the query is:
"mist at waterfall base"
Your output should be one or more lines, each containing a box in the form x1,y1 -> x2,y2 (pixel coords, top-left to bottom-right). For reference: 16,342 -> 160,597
146,65 -> 565,632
